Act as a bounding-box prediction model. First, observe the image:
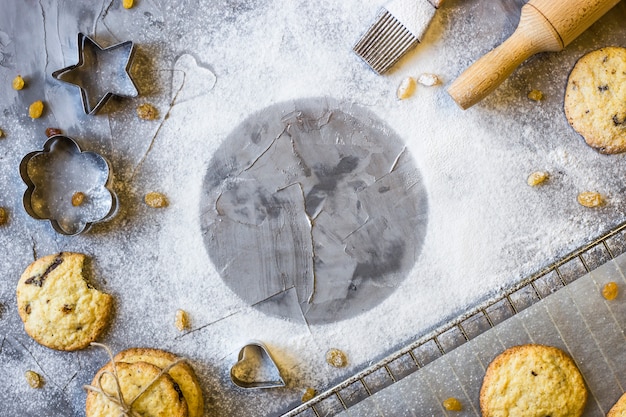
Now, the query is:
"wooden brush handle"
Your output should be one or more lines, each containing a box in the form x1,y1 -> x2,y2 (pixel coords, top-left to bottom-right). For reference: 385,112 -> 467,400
448,0 -> 621,110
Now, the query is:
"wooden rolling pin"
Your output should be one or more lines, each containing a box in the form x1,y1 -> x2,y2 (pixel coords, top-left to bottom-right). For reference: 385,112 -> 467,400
447,0 -> 622,109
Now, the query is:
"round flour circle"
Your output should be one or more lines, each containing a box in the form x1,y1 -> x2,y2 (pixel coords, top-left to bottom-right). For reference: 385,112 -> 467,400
200,98 -> 428,324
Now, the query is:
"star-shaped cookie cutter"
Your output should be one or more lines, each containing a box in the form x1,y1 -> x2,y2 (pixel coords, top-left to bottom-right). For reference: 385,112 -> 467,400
52,33 -> 138,115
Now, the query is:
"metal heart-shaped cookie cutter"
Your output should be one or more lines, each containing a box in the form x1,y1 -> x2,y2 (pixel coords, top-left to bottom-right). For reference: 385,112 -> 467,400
230,341 -> 286,389
20,135 -> 118,236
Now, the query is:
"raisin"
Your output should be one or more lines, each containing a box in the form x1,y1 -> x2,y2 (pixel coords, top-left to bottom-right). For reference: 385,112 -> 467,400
0,128 -> 4,138
175,309 -> 190,331
527,171 -> 549,186
602,281 -> 619,300
29,101 -> 44,119
527,89 -> 543,101
145,192 -> 168,208
72,192 -> 86,207
577,191 -> 604,208
12,75 -> 25,90
61,304 -> 74,313
442,397 -> 463,411
25,370 -> 43,388
0,207 -> 7,225
46,127 -> 62,137
598,85 -> 609,92
136,103 -> 158,120
301,387 -> 316,402
396,77 -> 416,100
325,348 -> 348,368
417,73 -> 441,87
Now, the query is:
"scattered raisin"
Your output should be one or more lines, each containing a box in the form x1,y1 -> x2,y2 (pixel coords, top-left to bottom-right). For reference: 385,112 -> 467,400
325,348 -> 348,368
527,171 -> 549,186
417,73 -> 441,87
25,370 -> 43,388
396,77 -> 416,99
61,304 -> 74,313
72,192 -> 86,207
0,207 -> 7,225
12,75 -> 25,90
46,127 -> 62,137
301,387 -> 316,402
442,397 -> 463,411
122,0 -> 134,8
527,89 -> 543,101
602,281 -> 619,300
598,85 -> 609,92
136,103 -> 158,120
577,191 -> 604,208
175,309 -> 190,331
29,100 -> 44,119
144,191 -> 168,208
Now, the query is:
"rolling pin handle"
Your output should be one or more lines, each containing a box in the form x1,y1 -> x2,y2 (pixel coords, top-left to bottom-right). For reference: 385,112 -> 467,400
447,4 -> 563,109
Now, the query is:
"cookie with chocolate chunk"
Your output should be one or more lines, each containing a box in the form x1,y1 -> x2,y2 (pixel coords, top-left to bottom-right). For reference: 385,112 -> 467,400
480,344 -> 587,417
86,361 -> 188,417
16,252 -> 113,351
114,348 -> 204,417
564,46 -> 626,154
609,392 -> 626,417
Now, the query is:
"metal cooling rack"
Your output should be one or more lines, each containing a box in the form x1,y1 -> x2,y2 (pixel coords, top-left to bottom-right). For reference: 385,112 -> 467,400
281,220 -> 626,417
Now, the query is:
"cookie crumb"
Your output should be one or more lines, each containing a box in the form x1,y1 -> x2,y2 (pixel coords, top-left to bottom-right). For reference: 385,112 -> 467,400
144,192 -> 168,208
46,127 -> 62,137
25,370 -> 43,388
0,128 -> 3,138
175,309 -> 190,331
417,73 -> 441,87
577,191 -> 604,208
602,281 -> 619,300
72,192 -> 86,207
443,397 -> 463,411
527,89 -> 543,101
0,207 -> 7,225
122,0 -> 134,8
136,103 -> 158,120
527,171 -> 549,186
301,387 -> 316,402
326,348 -> 348,368
12,75 -> 25,90
29,101 -> 44,119
397,77 -> 416,99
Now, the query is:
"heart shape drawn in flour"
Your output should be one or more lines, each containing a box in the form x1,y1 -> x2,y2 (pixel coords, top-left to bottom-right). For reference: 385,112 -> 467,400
230,341 -> 286,389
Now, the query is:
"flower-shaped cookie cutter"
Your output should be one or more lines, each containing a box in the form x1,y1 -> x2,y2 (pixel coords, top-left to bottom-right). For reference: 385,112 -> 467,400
20,135 -> 118,235
52,33 -> 138,115
230,341 -> 286,389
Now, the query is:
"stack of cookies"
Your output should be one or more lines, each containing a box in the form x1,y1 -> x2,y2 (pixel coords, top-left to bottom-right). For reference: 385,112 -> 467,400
86,348 -> 204,417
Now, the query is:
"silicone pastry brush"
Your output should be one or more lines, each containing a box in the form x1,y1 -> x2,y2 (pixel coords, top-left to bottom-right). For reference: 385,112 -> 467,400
447,0 -> 621,109
353,0 -> 444,74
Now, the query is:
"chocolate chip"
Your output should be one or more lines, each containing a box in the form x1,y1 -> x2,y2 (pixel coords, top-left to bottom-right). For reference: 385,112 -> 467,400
25,255 -> 64,287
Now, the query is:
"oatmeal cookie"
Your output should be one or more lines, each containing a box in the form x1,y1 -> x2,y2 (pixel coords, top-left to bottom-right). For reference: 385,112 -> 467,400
609,392 -> 626,416
16,252 -> 113,351
480,344 -> 587,417
114,348 -> 204,417
86,361 -> 188,417
564,46 -> 626,154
